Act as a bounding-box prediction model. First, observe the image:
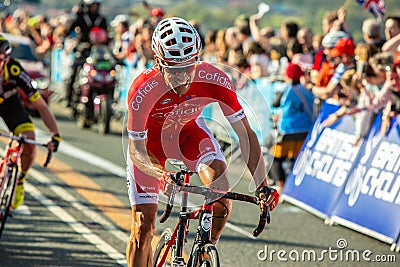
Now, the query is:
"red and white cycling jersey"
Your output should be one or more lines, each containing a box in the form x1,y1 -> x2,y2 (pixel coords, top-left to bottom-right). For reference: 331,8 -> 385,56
126,62 -> 246,205
127,62 -> 245,141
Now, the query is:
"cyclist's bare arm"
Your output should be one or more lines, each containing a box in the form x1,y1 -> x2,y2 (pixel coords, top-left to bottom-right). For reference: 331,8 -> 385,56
231,117 -> 267,188
31,97 -> 60,136
128,138 -> 166,180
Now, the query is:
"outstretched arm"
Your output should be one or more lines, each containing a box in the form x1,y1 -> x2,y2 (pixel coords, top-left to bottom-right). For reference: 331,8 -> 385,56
231,117 -> 280,211
231,117 -> 267,188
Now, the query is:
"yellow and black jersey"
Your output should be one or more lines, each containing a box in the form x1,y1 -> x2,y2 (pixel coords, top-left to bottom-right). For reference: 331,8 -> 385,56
0,58 -> 40,104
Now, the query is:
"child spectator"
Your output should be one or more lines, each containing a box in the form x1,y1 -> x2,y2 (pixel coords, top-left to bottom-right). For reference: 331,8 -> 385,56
266,62 -> 315,193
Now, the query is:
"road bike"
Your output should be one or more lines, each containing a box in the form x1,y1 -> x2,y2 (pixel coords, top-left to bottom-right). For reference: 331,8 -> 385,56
153,163 -> 271,267
0,131 -> 52,238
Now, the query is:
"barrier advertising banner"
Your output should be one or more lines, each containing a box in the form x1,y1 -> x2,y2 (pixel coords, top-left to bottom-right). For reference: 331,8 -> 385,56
282,101 -> 364,218
330,114 -> 400,244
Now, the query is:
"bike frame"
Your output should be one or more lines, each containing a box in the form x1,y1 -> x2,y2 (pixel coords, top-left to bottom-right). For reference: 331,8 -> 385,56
155,170 -> 270,267
157,171 -> 192,267
0,132 -> 52,238
0,135 -> 24,198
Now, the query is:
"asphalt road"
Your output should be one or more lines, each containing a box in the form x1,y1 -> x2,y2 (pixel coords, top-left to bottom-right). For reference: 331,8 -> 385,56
0,101 -> 398,267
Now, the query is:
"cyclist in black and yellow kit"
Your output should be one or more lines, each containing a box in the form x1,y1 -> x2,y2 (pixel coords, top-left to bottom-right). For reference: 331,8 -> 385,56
0,34 -> 61,209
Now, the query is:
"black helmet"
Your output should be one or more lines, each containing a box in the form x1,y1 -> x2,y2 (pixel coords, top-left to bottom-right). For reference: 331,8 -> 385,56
0,34 -> 12,56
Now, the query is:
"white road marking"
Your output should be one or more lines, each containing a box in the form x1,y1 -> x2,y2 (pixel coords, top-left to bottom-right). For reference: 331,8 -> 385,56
29,168 -> 129,242
25,171 -> 127,267
35,129 -> 126,178
10,204 -> 31,216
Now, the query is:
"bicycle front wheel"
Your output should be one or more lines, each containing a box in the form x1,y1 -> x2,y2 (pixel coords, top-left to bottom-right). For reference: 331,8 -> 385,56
197,244 -> 220,267
153,228 -> 175,267
0,166 -> 18,238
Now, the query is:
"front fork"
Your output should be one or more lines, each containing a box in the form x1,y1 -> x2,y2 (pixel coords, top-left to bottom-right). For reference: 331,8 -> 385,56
187,202 -> 214,266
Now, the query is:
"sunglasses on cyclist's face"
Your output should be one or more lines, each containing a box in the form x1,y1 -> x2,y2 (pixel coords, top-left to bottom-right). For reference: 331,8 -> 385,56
159,61 -> 197,76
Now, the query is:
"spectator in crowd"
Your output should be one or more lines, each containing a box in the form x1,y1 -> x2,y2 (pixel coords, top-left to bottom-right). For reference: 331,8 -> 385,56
382,16 -> 400,52
214,28 -> 228,63
132,21 -> 154,71
354,43 -> 380,93
224,26 -> 242,67
150,7 -> 165,28
393,51 -> 400,89
231,51 -> 251,90
266,62 -> 315,194
201,29 -> 218,63
244,40 -> 269,79
309,31 -> 348,115
297,27 -> 314,55
249,13 -> 272,53
322,68 -> 376,146
322,10 -> 339,35
312,37 -> 356,100
312,33 -> 324,54
324,52 -> 397,139
365,53 -> 398,119
280,21 -> 299,45
324,5 -> 349,34
236,19 -> 253,56
267,36 -> 289,78
361,18 -> 385,50
285,37 -> 304,62
110,14 -> 130,63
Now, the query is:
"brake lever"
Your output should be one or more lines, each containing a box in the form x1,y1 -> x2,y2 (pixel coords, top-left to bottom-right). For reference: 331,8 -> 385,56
160,185 -> 177,223
252,197 -> 271,237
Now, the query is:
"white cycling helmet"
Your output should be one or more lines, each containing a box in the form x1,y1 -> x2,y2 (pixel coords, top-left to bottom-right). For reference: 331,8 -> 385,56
152,17 -> 201,64
83,0 -> 102,5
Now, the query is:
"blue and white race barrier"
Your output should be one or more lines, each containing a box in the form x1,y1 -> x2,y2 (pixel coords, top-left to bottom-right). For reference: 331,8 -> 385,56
283,101 -> 400,248
282,101 -> 363,217
330,114 -> 400,244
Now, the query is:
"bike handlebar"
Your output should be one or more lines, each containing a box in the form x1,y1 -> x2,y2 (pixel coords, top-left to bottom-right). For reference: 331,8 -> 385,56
160,184 -> 271,237
0,132 -> 53,167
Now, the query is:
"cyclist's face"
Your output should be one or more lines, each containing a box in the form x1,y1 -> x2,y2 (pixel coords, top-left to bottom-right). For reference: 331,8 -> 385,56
160,58 -> 197,95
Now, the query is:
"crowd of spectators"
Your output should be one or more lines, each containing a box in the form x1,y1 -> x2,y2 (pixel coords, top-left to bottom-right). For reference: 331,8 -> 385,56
0,1 -> 399,192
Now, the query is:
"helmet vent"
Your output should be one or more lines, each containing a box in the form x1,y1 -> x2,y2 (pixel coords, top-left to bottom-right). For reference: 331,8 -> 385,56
161,30 -> 174,40
164,38 -> 177,47
183,47 -> 193,55
179,27 -> 193,34
169,51 -> 180,56
182,36 -> 192,43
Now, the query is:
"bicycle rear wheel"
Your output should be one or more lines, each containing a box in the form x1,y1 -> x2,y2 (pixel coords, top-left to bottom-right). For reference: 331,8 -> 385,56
197,244 -> 220,267
0,166 -> 18,238
153,228 -> 176,267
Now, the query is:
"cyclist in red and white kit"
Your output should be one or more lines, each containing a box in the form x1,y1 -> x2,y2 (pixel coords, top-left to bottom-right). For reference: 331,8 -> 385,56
125,17 -> 279,267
